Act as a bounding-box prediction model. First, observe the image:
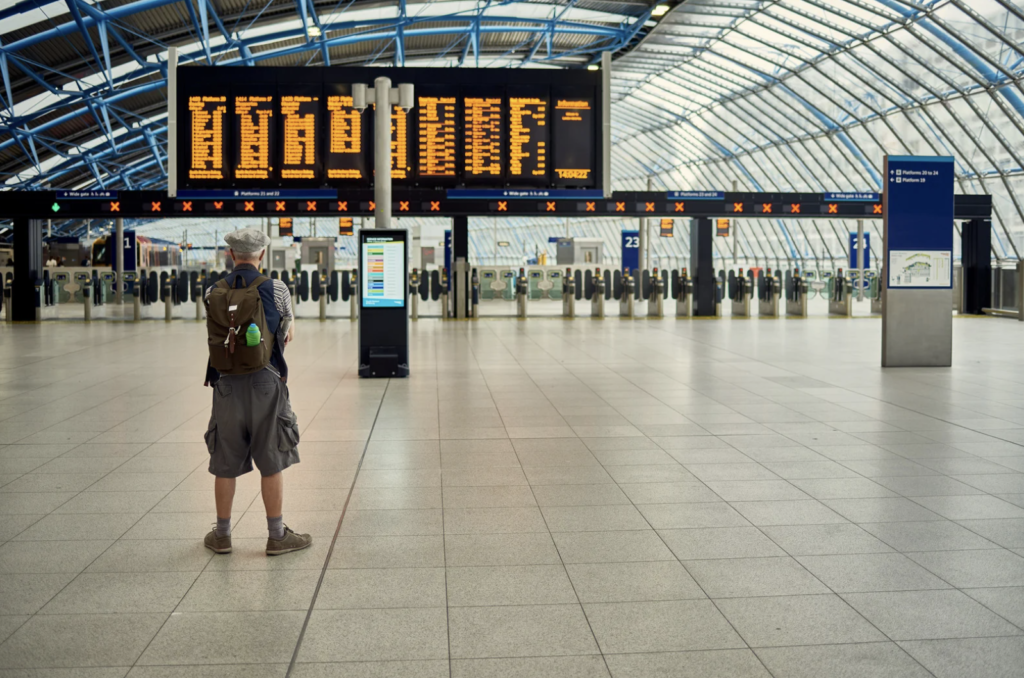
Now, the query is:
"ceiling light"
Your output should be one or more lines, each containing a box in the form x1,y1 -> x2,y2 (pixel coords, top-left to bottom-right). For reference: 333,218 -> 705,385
652,4 -> 669,17
587,64 -> 599,71
307,25 -> 321,38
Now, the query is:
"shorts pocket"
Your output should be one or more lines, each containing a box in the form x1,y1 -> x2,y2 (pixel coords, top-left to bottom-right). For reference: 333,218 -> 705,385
277,412 -> 300,453
204,422 -> 217,455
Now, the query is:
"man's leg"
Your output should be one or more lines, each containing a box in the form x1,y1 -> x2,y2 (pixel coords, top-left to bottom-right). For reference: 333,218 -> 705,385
215,476 -> 236,537
261,472 -> 284,540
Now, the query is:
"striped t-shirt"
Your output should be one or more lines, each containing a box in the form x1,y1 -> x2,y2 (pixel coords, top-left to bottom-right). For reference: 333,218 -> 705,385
205,276 -> 293,319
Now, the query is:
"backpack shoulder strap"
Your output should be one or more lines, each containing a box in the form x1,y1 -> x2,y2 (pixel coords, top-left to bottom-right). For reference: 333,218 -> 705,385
251,275 -> 270,288
214,279 -> 230,289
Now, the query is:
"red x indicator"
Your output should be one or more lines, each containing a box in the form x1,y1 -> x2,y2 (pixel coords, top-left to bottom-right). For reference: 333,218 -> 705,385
182,201 -> 193,212
645,202 -> 655,212
828,203 -> 838,214
873,204 -> 882,214
790,204 -> 801,214
674,202 -> 685,212
213,201 -> 224,210
244,201 -> 254,212
306,201 -> 317,212
109,201 -> 120,212
399,201 -> 409,212
150,201 -> 161,212
546,202 -> 557,212
497,201 -> 507,212
732,202 -> 743,213
368,201 -> 376,211
585,202 -> 595,212
615,202 -> 625,212
430,201 -> 440,212
275,201 -> 286,212
761,203 -> 772,214
337,201 -> 348,212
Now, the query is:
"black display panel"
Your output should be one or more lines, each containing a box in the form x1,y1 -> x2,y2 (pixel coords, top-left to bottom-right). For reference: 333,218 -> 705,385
325,84 -> 370,185
233,93 -> 274,182
279,88 -> 321,183
176,67 -> 603,190
551,89 -> 595,188
508,88 -> 549,186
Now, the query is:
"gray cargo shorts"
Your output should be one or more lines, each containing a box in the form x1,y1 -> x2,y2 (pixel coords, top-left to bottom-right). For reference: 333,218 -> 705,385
204,368 -> 300,478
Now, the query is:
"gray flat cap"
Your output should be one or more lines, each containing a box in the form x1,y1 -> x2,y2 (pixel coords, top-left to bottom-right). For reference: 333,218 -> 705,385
224,227 -> 270,253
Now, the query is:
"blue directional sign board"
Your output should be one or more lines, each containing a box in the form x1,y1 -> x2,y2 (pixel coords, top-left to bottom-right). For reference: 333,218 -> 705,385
885,156 -> 954,289
621,230 -> 639,273
123,231 -> 137,272
848,232 -> 870,270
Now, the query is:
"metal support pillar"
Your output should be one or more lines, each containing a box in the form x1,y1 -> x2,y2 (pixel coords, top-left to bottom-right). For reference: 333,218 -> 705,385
12,218 -> 43,322
690,218 -> 715,316
856,220 -> 865,302
115,217 -> 124,305
374,76 -> 392,230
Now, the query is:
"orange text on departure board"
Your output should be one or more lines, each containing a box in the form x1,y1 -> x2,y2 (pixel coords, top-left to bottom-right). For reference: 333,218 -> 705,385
281,95 -> 317,179
418,96 -> 456,178
391,105 -> 410,180
509,96 -> 547,178
554,98 -> 592,180
464,97 -> 502,177
327,95 -> 363,179
235,95 -> 273,180
189,95 -> 227,180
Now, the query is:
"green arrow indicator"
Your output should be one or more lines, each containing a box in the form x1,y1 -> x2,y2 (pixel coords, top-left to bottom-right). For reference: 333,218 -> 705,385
51,202 -> 60,213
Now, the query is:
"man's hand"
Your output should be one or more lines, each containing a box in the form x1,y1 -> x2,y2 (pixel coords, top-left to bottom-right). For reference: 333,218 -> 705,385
286,323 -> 295,346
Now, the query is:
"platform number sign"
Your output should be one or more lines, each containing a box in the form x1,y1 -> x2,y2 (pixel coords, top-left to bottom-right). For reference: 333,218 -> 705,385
621,230 -> 639,274
123,231 -> 137,271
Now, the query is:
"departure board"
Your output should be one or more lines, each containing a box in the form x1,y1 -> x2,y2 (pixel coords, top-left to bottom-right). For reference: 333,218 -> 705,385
508,94 -> 548,185
464,96 -> 503,180
177,67 -> 603,190
279,94 -> 320,181
552,94 -> 595,187
188,95 -> 228,181
234,95 -> 274,181
417,96 -> 457,179
326,93 -> 368,182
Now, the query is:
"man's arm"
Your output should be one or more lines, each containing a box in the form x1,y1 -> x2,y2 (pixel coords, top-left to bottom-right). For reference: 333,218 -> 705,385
270,279 -> 294,344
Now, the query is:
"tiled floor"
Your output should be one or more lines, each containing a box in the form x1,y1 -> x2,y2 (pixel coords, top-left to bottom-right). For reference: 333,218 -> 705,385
1,315 -> 1024,677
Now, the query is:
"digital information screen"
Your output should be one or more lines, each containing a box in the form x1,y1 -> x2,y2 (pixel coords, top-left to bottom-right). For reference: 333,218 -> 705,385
509,94 -> 548,184
326,94 -> 367,181
280,94 -> 320,181
234,95 -> 274,181
464,96 -> 503,180
417,96 -> 457,179
188,95 -> 228,181
178,67 -> 601,190
552,95 -> 595,187
362,237 -> 406,308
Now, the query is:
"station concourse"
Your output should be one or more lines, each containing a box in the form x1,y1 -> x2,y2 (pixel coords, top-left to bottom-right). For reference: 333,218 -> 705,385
3,1 -> 1024,677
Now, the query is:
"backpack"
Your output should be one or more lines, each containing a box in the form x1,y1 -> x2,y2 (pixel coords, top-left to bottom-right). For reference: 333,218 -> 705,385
206,274 -> 272,375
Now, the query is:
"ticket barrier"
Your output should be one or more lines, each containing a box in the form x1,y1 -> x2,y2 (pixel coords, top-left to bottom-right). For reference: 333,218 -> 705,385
50,271 -> 71,305
867,274 -> 882,314
2,287 -> 9,324
317,270 -> 329,321
673,269 -> 692,318
620,271 -> 635,318
563,268 -> 576,319
591,267 -> 606,318
349,269 -> 359,321
164,279 -> 173,322
409,269 -> 420,320
533,269 -> 558,301
441,268 -> 450,319
828,269 -> 853,318
728,269 -> 751,317
516,268 -> 529,318
471,269 -> 480,319
757,269 -> 781,318
648,267 -> 664,318
125,273 -> 141,321
785,269 -> 808,317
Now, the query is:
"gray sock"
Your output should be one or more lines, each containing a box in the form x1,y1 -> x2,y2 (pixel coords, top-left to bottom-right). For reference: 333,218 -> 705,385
215,517 -> 231,538
268,515 -> 284,541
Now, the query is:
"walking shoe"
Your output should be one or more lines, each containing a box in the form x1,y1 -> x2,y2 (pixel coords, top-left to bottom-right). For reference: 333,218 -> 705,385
266,525 -> 313,556
204,528 -> 232,554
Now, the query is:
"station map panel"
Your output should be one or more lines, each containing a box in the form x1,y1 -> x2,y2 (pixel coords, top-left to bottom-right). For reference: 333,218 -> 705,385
177,67 -> 602,190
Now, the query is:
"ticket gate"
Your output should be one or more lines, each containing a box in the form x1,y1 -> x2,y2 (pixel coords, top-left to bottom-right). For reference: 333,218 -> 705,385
648,267 -> 664,318
516,268 -> 528,318
828,269 -> 853,318
471,268 -> 480,319
527,270 -> 545,304
409,269 -> 420,320
728,268 -> 751,317
867,273 -> 883,314
479,270 -> 498,300
757,269 -> 781,318
563,268 -> 576,318
673,269 -> 692,317
591,267 -> 605,318
349,268 -> 359,320
620,270 -> 635,318
785,269 -> 808,317
50,271 -> 71,305
546,270 -> 563,301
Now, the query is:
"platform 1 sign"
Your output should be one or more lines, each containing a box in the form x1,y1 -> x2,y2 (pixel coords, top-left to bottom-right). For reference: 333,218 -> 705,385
882,154 -> 954,368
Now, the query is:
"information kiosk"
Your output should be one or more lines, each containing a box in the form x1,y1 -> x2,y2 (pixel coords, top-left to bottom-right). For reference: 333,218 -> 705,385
359,229 -> 409,378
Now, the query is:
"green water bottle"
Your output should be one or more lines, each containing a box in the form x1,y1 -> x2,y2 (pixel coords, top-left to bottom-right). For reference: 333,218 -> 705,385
245,323 -> 261,347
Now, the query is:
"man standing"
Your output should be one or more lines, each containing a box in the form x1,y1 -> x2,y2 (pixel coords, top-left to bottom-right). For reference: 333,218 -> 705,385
202,227 -> 311,556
